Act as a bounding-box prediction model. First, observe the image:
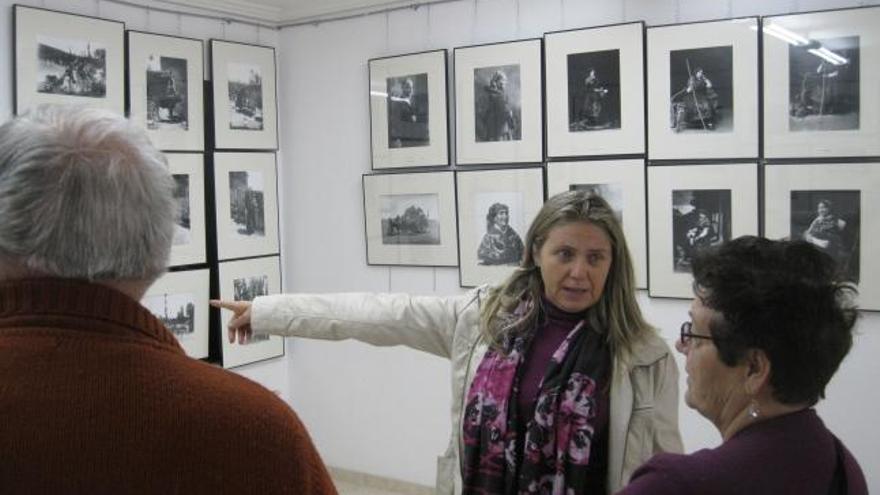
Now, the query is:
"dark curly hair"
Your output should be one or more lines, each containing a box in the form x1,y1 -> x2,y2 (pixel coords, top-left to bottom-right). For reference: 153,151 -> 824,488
691,236 -> 858,406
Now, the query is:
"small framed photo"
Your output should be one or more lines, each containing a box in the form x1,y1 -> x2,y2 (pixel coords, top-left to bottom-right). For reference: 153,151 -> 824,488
648,163 -> 758,298
363,171 -> 458,266
14,5 -> 125,115
167,153 -> 207,267
765,163 -> 880,310
127,31 -> 204,151
547,159 -> 648,288
454,39 -> 543,165
213,152 -> 280,261
544,22 -> 645,157
369,50 -> 449,169
456,167 -> 544,287
210,40 -> 278,150
218,256 -> 284,369
141,268 -> 210,359
763,7 -> 880,158
647,18 -> 759,160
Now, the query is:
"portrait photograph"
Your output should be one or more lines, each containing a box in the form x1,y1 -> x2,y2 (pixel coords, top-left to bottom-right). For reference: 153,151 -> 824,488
219,256 -> 284,368
363,171 -> 458,266
386,73 -> 429,148
546,159 -> 647,288
141,268 -> 209,359
545,22 -> 644,157
765,162 -> 880,310
211,40 -> 278,150
455,39 -> 543,165
669,45 -> 734,134
456,167 -> 543,287
763,6 -> 880,158
15,6 -> 124,114
648,163 -> 758,299
567,49 -> 621,132
228,171 -> 266,238
127,31 -> 204,151
369,50 -> 448,169
166,153 -> 206,267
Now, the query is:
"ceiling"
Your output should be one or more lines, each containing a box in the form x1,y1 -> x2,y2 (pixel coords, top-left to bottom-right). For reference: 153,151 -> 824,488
160,0 -> 432,26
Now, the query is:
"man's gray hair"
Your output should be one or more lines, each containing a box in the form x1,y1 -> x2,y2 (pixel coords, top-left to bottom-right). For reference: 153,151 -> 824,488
0,104 -> 176,281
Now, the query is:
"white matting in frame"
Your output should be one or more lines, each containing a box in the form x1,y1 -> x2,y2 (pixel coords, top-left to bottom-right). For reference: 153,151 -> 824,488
455,39 -> 543,165
647,18 -> 759,160
370,50 -> 449,169
127,31 -> 204,151
14,5 -> 124,115
211,40 -> 278,150
456,167 -> 544,287
547,159 -> 647,288
142,268 -> 210,359
167,153 -> 207,266
363,171 -> 458,266
763,7 -> 880,158
765,163 -> 880,311
219,256 -> 284,369
213,152 -> 280,260
545,22 -> 645,157
648,163 -> 758,299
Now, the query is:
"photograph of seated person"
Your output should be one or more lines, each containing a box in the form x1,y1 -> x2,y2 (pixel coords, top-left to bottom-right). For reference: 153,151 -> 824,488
617,236 -> 867,495
477,202 -> 524,266
213,191 -> 683,494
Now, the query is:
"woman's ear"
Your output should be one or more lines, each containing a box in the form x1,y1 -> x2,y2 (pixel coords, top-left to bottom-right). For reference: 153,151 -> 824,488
743,349 -> 772,395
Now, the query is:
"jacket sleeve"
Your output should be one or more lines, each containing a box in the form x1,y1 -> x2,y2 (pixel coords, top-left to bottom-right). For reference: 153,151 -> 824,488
652,353 -> 684,455
250,290 -> 478,359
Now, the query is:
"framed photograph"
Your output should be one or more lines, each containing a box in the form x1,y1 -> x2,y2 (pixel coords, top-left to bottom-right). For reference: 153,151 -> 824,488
141,268 -> 210,359
14,5 -> 125,115
454,39 -> 543,165
456,167 -> 544,287
210,40 -> 278,150
765,163 -> 880,311
218,256 -> 284,369
763,7 -> 880,158
213,152 -> 280,261
647,163 -> 758,298
127,31 -> 204,151
545,22 -> 645,157
647,18 -> 759,160
167,153 -> 207,267
369,50 -> 449,169
363,171 -> 458,266
547,159 -> 648,288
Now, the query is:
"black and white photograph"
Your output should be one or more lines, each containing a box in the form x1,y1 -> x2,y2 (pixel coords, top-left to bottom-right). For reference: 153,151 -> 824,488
569,182 -> 624,224
227,62 -> 264,131
142,292 -> 195,336
172,174 -> 191,246
15,6 -> 124,114
228,171 -> 266,238
567,49 -> 621,132
386,73 -> 429,148
380,193 -> 440,245
36,36 -> 106,98
142,269 -> 209,359
219,257 -> 284,368
211,40 -> 277,150
214,152 -> 279,261
791,191 -> 860,283
146,55 -> 188,130
669,46 -> 733,133
671,189 -> 731,273
788,37 -> 860,132
474,193 -> 524,266
473,64 -> 521,142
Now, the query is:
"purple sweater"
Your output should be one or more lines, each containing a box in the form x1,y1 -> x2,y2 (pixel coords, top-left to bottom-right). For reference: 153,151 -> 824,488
617,408 -> 867,495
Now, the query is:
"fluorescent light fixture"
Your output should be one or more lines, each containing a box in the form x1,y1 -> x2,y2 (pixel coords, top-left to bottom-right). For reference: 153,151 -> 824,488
763,23 -> 809,46
370,91 -> 388,97
808,47 -> 849,66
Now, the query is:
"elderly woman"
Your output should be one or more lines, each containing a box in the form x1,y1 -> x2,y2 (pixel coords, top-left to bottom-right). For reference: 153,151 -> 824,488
618,236 -> 867,495
213,191 -> 682,494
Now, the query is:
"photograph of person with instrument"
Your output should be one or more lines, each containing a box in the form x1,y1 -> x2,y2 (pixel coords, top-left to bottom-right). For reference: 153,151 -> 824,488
669,45 -> 733,133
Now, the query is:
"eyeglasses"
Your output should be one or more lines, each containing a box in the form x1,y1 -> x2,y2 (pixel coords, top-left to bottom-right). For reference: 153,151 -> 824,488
679,321 -> 719,347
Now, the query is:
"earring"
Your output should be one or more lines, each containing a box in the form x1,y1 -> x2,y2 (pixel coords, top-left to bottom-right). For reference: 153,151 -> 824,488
748,399 -> 761,419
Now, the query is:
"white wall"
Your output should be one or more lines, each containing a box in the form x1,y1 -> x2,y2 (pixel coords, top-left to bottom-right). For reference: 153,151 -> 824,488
277,0 -> 880,491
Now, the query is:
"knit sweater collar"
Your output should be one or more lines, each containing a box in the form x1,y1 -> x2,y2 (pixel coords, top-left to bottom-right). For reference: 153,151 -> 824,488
0,277 -> 182,350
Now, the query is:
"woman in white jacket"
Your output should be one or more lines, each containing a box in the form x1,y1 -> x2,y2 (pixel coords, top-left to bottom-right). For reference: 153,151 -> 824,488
213,191 -> 682,494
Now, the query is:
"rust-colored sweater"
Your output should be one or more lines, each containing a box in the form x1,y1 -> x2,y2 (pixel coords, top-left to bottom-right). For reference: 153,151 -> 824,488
0,278 -> 337,494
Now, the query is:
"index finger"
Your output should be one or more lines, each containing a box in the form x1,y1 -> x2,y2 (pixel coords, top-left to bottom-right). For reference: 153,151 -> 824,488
209,299 -> 249,312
